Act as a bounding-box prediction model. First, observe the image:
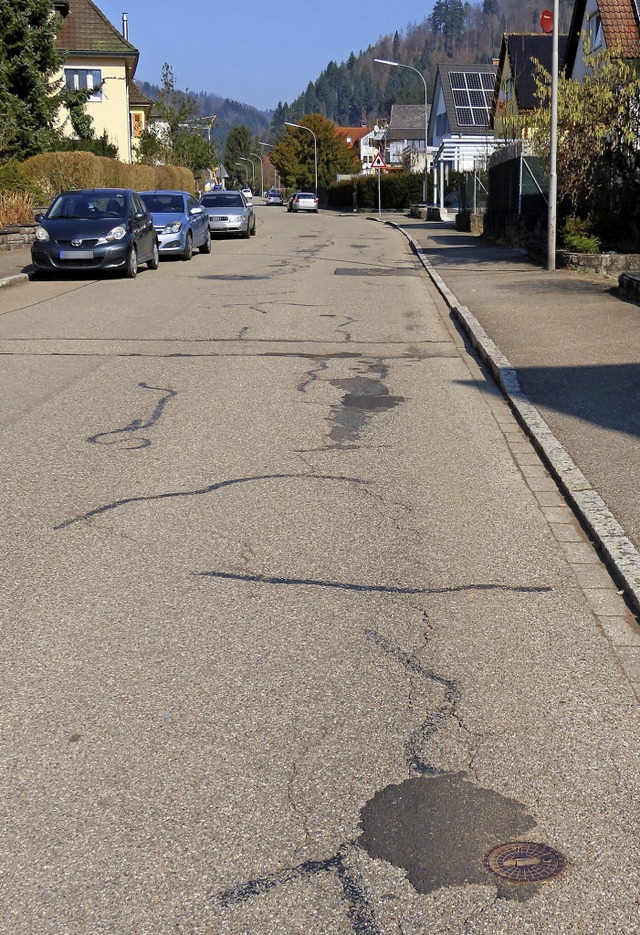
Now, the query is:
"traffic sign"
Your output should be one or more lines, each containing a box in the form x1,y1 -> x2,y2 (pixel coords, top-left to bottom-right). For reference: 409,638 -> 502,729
371,152 -> 387,169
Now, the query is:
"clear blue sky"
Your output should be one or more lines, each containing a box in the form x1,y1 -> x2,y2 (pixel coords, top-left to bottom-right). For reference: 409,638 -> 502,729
97,0 -> 434,112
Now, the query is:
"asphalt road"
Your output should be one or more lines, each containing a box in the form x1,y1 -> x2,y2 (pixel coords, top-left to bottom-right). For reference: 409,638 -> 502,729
2,205 -> 640,933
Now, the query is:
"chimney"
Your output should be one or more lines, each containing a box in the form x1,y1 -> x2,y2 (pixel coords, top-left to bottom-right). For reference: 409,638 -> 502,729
122,12 -> 129,40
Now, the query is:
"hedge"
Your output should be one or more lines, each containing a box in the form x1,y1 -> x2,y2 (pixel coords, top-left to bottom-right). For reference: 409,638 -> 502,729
18,151 -> 196,201
328,172 -> 424,210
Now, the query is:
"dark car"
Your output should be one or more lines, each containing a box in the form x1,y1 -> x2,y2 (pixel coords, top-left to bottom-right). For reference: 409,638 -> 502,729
31,188 -> 159,278
139,189 -> 211,260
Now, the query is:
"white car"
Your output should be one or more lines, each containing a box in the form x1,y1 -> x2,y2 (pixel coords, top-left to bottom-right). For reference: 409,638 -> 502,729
241,187 -> 253,205
290,192 -> 319,213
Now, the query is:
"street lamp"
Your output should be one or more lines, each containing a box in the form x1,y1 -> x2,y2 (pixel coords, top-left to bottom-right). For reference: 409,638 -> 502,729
285,121 -> 318,195
374,59 -> 429,203
259,142 -> 278,188
251,151 -> 264,196
238,156 -> 254,189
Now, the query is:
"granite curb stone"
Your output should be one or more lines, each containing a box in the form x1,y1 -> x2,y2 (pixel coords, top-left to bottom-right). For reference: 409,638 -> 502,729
378,216 -> 640,617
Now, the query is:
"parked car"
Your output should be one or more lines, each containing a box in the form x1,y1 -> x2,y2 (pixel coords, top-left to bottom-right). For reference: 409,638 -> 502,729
139,190 -> 211,260
241,187 -> 253,205
31,188 -> 158,278
290,192 -> 319,213
199,190 -> 256,238
265,189 -> 284,206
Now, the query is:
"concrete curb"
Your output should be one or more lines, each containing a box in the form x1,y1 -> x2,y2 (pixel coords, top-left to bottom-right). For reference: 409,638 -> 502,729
0,273 -> 29,289
379,217 -> 640,617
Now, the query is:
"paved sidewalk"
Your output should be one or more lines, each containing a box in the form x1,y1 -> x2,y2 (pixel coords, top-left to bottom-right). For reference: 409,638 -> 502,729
0,245 -> 33,288
381,214 -> 640,616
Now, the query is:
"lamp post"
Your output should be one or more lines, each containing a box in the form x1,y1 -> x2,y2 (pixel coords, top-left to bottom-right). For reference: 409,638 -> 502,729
238,156 -> 254,189
285,121 -> 318,194
259,141 -> 277,188
547,0 -> 559,271
251,151 -> 264,196
235,162 -> 249,186
374,58 -> 429,203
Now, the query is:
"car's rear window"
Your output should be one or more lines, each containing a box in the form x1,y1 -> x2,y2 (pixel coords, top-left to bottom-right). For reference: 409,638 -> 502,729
201,194 -> 244,207
140,194 -> 184,213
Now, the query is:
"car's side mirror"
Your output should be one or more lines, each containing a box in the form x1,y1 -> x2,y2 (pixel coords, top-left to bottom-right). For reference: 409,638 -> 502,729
34,213 -> 44,222
190,207 -> 204,215
134,211 -> 147,221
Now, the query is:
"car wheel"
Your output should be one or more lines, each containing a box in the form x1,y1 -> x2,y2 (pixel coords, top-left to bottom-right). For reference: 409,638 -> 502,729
147,240 -> 160,270
182,233 -> 193,261
250,221 -> 256,236
124,245 -> 138,279
200,229 -> 212,254
242,222 -> 251,239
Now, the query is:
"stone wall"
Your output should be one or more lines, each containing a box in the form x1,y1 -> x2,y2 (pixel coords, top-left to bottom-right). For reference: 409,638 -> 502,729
0,225 -> 37,252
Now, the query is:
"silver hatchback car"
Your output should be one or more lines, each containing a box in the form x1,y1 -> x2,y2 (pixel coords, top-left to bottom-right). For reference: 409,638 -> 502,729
199,190 -> 256,238
290,192 -> 319,213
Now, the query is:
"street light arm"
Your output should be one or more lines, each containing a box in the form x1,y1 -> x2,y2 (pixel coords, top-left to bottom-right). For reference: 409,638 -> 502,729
284,121 -> 318,194
373,58 -> 429,204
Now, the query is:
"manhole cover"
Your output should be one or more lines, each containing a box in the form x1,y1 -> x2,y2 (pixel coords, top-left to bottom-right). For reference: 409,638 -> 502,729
483,841 -> 566,884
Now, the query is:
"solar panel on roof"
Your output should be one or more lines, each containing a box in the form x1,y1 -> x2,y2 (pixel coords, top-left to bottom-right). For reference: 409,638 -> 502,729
448,70 -> 494,127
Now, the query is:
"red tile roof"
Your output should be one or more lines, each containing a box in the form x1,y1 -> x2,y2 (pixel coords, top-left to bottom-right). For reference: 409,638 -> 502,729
565,0 -> 640,69
335,127 -> 371,146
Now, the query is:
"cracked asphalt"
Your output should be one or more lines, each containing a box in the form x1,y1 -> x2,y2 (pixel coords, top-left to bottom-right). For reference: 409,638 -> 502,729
1,205 -> 640,933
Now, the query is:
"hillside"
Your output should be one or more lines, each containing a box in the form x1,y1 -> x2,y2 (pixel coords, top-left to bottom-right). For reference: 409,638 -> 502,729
271,0 -> 574,129
136,80 -> 272,148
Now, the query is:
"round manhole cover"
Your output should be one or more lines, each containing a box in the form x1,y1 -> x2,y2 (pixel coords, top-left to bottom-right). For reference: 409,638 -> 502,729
483,841 -> 566,884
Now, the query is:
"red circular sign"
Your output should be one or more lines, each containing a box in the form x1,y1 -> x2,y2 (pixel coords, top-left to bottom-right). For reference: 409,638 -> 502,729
540,9 -> 553,33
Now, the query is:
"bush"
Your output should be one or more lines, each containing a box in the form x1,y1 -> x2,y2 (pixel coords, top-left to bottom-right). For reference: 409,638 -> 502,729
562,215 -> 601,254
18,151 -> 196,201
0,191 -> 35,227
328,172 -> 424,210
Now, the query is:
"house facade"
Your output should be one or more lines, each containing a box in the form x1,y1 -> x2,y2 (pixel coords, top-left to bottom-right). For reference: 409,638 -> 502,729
383,104 -> 431,175
492,33 -> 569,138
565,0 -> 640,79
53,0 -> 140,163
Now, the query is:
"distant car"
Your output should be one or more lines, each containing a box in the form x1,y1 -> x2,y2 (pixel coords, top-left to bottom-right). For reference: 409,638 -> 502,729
31,187 -> 158,279
265,189 -> 284,206
241,187 -> 253,205
139,190 -> 211,260
199,189 -> 256,238
290,192 -> 319,213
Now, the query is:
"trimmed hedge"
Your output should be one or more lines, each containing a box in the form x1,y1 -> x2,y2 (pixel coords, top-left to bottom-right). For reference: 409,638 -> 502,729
328,173 -> 424,210
18,151 -> 196,201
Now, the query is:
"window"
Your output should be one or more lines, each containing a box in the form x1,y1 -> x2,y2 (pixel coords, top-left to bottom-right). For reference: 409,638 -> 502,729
588,12 -> 603,50
64,68 -> 102,102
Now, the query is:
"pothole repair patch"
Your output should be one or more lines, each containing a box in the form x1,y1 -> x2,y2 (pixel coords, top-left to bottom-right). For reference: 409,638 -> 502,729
483,841 -> 566,884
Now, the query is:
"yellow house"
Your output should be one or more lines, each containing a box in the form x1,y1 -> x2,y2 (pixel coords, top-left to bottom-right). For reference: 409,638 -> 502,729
129,80 -> 153,160
53,0 -> 140,163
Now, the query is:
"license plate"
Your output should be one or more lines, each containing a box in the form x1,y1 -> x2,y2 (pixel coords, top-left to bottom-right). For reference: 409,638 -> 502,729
210,216 -> 226,221
60,250 -> 94,260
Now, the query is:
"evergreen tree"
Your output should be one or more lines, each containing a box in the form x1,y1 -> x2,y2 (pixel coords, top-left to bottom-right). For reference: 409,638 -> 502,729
0,0 -> 64,158
224,124 -> 253,188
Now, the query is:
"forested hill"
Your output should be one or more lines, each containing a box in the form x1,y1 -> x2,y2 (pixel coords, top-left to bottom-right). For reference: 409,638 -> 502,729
272,0 -> 574,130
136,80 -> 272,147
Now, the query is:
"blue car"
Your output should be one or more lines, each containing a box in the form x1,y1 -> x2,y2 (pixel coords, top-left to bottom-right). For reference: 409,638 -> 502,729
139,190 -> 211,260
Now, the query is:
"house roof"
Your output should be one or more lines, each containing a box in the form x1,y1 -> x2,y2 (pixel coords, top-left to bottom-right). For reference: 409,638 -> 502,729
433,63 -> 497,135
565,0 -> 640,69
335,127 -> 371,148
386,104 -> 430,142
55,0 -> 138,59
129,79 -> 152,107
495,33 -> 569,112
